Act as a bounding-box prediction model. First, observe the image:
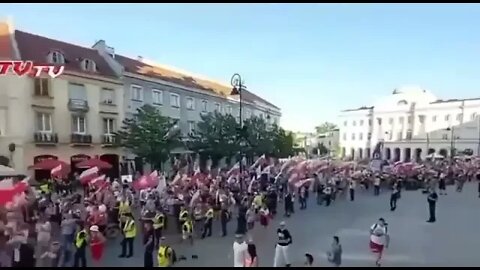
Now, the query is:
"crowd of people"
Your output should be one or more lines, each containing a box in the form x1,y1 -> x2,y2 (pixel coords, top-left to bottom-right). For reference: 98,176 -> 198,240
0,154 -> 479,267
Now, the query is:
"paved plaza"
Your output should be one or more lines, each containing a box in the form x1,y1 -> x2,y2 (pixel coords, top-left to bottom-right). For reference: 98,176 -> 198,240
96,183 -> 480,267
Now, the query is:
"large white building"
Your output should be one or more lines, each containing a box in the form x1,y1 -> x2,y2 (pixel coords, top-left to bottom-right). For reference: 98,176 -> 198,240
339,86 -> 480,161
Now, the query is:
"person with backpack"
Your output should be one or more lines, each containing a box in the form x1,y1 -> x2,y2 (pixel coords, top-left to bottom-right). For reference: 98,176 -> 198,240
157,237 -> 176,267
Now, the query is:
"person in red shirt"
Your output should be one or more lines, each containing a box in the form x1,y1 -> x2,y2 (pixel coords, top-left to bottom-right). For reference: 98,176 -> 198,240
89,225 -> 106,267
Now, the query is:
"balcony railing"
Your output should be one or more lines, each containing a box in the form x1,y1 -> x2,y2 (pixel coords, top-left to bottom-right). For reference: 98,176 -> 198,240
34,132 -> 58,145
102,134 -> 118,146
68,99 -> 89,112
70,133 -> 92,145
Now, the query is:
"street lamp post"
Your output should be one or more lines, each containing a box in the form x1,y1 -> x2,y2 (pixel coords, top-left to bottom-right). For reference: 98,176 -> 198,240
446,127 -> 455,160
231,73 -> 245,181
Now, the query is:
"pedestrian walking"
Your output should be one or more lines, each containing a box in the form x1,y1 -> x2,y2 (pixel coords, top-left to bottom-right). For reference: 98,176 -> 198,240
327,236 -> 342,267
89,225 -> 106,266
390,182 -> 400,211
369,218 -> 389,267
349,179 -> 355,201
273,221 -> 292,267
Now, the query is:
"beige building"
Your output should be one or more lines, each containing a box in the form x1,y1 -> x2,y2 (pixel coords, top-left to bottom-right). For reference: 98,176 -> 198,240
0,21 -> 124,179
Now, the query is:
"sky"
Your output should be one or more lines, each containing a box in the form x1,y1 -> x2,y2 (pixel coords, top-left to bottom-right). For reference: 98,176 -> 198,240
2,3 -> 480,132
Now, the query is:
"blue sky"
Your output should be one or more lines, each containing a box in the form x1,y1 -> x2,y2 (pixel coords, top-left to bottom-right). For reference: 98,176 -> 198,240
2,4 -> 480,132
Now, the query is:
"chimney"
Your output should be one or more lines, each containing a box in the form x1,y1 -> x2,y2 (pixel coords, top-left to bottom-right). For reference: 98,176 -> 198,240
137,56 -> 143,62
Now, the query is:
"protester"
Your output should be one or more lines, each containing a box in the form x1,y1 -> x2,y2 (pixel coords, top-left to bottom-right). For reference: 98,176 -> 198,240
274,221 -> 292,267
427,189 -> 438,223
369,218 -> 389,267
89,225 -> 106,266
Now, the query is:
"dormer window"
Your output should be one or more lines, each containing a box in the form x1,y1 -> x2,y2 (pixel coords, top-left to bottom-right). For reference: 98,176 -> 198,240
81,59 -> 96,72
397,100 -> 408,106
48,51 -> 65,64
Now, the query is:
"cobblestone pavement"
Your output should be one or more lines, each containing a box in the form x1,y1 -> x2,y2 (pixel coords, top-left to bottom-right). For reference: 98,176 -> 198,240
93,183 -> 480,267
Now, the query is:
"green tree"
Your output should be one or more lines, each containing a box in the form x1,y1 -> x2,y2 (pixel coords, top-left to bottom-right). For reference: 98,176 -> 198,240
243,116 -> 275,157
315,122 -> 338,134
116,104 -> 181,170
271,126 -> 295,158
188,111 -> 239,169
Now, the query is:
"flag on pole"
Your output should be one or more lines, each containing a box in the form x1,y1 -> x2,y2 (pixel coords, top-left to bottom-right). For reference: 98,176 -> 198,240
79,166 -> 99,185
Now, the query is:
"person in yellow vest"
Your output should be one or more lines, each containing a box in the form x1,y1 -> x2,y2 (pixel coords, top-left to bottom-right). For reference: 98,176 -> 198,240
181,217 -> 194,245
73,223 -> 88,267
157,236 -> 175,267
40,181 -> 50,195
119,213 -> 136,258
178,206 -> 189,233
201,204 -> 214,239
152,209 -> 165,248
118,197 -> 131,229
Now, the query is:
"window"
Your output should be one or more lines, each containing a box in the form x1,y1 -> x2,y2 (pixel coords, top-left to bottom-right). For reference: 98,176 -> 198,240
72,115 -> 87,134
359,133 -> 363,140
34,78 -> 50,96
368,119 -> 372,126
344,121 -> 347,126
442,134 -> 448,140
359,120 -> 364,126
445,114 -> 450,121
49,51 -> 65,64
351,133 -> 355,140
214,103 -> 221,112
367,132 -> 372,140
170,94 -> 180,108
352,121 -> 356,126
397,132 -> 402,140
152,90 -> 163,105
36,112 -> 52,132
103,118 -> 115,134
471,113 -> 477,121
81,59 -> 96,72
131,85 -> 143,101
456,113 -> 463,121
432,115 -> 437,122
188,121 -> 195,134
68,83 -> 87,100
227,105 -> 233,114
418,115 -> 425,124
407,116 -> 412,124
201,100 -> 208,112
342,133 -> 346,140
406,130 -> 412,140
101,88 -> 115,104
185,97 -> 194,110
389,118 -> 394,125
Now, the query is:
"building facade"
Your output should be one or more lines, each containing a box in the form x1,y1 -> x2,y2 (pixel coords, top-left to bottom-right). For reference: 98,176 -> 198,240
0,20 -> 281,177
339,86 -> 480,161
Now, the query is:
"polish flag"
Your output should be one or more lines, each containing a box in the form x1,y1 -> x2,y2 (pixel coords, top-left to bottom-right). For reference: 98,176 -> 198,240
157,173 -> 167,193
0,178 -> 29,206
90,174 -> 106,185
149,170 -> 159,186
261,165 -> 273,175
189,189 -> 201,207
227,162 -> 240,177
249,154 -> 266,170
79,166 -> 99,185
51,164 -> 62,178
294,178 -> 313,188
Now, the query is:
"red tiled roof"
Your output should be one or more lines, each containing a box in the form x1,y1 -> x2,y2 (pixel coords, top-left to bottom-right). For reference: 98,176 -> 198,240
116,54 -> 280,110
14,30 -> 117,79
0,22 -> 14,59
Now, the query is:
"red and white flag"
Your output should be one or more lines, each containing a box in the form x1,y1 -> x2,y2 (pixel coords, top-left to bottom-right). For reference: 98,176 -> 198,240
227,162 -> 240,177
79,166 -> 99,185
189,189 -> 201,207
51,164 -> 62,178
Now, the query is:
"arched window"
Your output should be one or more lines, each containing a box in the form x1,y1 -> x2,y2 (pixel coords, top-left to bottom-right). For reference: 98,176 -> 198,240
48,51 -> 65,64
397,100 -> 408,106
81,59 -> 97,72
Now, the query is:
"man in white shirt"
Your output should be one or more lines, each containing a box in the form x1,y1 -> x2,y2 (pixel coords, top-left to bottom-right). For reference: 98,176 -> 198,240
232,234 -> 248,267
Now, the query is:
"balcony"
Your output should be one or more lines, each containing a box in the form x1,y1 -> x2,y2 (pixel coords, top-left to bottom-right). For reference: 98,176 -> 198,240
70,133 -> 92,146
101,134 -> 119,147
68,99 -> 89,112
34,132 -> 58,146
